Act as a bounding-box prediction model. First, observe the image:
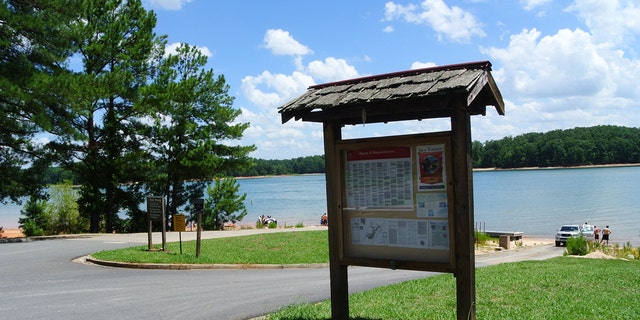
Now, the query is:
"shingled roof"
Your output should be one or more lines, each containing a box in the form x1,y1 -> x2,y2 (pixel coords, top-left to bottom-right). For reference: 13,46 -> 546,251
278,61 -> 504,125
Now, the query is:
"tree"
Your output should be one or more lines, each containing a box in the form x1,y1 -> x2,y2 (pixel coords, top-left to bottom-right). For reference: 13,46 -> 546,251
47,0 -> 164,232
140,43 -> 255,227
202,178 -> 248,230
19,195 -> 49,236
46,181 -> 87,234
0,0 -> 77,204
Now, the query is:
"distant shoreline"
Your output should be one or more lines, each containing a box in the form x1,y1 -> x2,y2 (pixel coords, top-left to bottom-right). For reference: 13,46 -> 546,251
473,163 -> 640,172
235,163 -> 640,179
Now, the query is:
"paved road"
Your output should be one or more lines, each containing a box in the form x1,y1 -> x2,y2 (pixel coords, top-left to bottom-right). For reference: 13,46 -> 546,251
0,230 -> 564,320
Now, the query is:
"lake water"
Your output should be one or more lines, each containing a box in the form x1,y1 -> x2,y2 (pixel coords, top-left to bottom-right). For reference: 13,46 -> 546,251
2,167 -> 639,245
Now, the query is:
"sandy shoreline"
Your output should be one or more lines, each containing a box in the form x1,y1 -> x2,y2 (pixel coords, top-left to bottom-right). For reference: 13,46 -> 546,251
1,228 -> 24,238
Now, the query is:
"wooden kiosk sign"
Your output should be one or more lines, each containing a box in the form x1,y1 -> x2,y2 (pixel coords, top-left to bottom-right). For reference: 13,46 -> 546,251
279,61 -> 505,320
146,195 -> 167,251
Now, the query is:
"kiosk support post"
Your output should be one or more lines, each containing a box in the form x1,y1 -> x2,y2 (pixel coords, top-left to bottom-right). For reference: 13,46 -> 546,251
324,121 -> 349,320
451,103 -> 476,320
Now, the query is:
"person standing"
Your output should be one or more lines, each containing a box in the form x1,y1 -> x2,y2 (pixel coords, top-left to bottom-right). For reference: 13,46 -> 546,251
601,225 -> 611,245
593,225 -> 601,243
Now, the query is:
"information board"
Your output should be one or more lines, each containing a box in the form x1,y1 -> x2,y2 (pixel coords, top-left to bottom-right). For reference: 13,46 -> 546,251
338,133 -> 454,271
173,214 -> 186,232
147,196 -> 165,222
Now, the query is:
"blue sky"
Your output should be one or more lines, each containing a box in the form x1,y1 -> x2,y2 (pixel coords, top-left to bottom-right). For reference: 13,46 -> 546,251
143,0 -> 640,160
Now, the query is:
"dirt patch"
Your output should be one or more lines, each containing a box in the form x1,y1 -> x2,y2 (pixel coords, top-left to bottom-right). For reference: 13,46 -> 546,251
573,251 -> 617,259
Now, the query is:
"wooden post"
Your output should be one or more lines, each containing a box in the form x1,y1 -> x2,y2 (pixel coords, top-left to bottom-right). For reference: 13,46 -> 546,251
324,121 -> 349,320
196,211 -> 202,258
194,199 -> 204,258
451,101 -> 476,320
161,208 -> 166,252
147,218 -> 153,251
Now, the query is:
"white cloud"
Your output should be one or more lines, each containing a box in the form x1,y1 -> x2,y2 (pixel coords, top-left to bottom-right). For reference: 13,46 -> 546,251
237,106 -> 325,159
164,42 -> 213,58
241,70 -> 314,109
481,28 -> 610,99
263,29 -> 313,56
520,0 -> 552,11
383,0 -> 486,43
146,0 -> 193,11
410,61 -> 437,69
566,0 -> 640,45
307,57 -> 359,82
383,25 -> 394,33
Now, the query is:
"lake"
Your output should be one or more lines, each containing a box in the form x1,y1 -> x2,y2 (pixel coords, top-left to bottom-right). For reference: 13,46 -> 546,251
2,166 -> 639,246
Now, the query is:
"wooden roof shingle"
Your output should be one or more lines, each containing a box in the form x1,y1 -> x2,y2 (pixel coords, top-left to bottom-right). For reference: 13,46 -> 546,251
278,60 -> 505,125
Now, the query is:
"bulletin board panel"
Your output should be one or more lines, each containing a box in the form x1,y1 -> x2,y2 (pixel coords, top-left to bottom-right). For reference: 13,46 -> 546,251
336,132 -> 454,272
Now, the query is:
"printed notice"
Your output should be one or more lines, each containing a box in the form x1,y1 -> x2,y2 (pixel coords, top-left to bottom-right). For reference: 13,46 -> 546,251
416,192 -> 448,218
417,144 -> 446,190
351,217 -> 449,250
429,220 -> 450,249
345,147 -> 413,210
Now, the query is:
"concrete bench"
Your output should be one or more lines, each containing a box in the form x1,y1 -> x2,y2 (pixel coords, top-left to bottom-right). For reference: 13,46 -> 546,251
484,231 -> 524,241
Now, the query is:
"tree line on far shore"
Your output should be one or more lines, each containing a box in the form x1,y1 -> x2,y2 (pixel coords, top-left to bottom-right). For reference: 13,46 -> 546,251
472,125 -> 640,168
237,125 -> 640,173
40,125 -> 640,186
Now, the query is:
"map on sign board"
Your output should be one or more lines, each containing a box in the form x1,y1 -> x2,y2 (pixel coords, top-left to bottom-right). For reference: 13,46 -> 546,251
350,217 -> 449,250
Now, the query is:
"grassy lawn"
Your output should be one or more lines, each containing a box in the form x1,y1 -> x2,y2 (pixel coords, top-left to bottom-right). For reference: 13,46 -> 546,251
268,257 -> 640,320
92,230 -> 640,319
91,230 -> 329,264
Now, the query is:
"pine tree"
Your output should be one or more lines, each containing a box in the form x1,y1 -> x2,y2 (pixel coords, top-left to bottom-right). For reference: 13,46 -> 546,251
0,0 -> 76,203
203,178 -> 248,230
47,0 -> 164,232
140,43 -> 255,225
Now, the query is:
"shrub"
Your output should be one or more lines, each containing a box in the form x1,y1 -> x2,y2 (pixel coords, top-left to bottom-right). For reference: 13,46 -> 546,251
474,230 -> 493,245
19,196 -> 49,236
21,219 -> 45,237
566,235 -> 588,255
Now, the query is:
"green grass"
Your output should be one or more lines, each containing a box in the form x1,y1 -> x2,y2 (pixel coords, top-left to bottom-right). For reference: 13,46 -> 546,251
92,230 -> 329,264
267,257 -> 640,320
92,230 -> 640,319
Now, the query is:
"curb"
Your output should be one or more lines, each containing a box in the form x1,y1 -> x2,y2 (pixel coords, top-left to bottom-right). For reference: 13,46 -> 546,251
0,237 -> 31,243
82,255 -> 330,270
1,235 -> 90,244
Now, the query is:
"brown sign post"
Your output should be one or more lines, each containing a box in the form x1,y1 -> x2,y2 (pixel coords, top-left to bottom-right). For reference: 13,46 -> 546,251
173,214 -> 186,254
279,61 -> 504,320
194,198 -> 204,258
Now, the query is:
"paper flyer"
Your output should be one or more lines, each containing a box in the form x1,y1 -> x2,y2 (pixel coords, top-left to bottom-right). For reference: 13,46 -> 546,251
417,144 -> 446,190
416,192 -> 448,218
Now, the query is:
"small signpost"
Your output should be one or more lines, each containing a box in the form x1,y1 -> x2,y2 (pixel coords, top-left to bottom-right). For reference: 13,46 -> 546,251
194,198 -> 204,258
146,196 -> 167,251
173,214 -> 186,255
